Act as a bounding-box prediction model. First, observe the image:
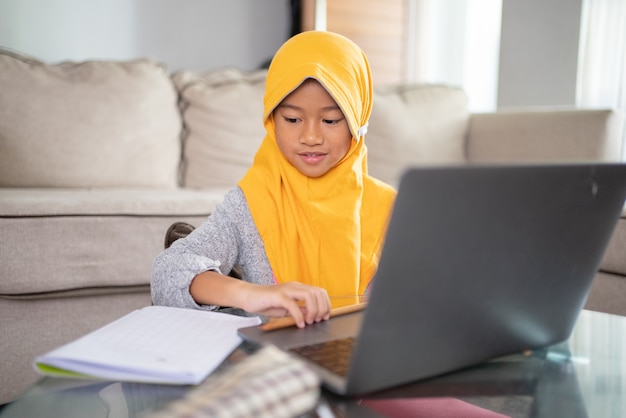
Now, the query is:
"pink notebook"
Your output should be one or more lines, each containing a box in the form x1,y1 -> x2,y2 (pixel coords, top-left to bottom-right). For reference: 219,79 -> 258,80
359,397 -> 510,418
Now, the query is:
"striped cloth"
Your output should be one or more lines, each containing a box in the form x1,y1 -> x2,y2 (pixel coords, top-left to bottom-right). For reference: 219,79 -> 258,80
145,345 -> 320,418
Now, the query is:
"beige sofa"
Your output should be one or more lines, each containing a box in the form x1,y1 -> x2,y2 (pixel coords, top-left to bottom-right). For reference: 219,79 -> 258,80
0,48 -> 624,404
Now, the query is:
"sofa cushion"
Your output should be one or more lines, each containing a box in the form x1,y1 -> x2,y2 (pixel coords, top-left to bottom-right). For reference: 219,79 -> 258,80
366,84 -> 470,186
599,208 -> 626,276
467,109 -> 624,163
0,188 -> 230,295
173,68 -> 267,189
0,49 -> 181,188
586,271 -> 626,317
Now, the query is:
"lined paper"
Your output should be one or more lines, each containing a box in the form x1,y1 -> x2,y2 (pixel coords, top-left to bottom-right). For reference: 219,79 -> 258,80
35,306 -> 261,384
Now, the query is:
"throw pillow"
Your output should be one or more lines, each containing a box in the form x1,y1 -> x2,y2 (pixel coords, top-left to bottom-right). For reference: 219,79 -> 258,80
366,84 -> 470,186
173,68 -> 267,189
0,49 -> 181,188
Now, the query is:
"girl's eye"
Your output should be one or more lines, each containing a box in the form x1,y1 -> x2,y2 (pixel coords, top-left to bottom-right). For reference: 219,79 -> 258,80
323,119 -> 340,125
284,117 -> 298,123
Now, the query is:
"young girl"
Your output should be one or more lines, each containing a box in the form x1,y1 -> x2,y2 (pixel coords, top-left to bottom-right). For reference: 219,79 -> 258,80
151,31 -> 396,328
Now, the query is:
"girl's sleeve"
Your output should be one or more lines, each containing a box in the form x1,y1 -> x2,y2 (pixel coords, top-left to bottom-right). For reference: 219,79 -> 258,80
150,188 -> 253,310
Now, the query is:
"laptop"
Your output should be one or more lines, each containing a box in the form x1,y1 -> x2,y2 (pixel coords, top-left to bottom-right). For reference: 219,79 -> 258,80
238,163 -> 626,396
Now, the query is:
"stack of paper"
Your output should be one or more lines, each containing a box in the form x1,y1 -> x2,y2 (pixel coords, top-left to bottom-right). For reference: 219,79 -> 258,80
34,306 -> 261,384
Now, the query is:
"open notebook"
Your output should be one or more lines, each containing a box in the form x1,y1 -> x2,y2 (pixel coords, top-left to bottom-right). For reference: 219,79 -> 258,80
35,306 -> 261,384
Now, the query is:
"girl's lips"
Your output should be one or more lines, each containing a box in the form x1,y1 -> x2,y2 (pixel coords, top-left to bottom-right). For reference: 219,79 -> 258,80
299,152 -> 327,164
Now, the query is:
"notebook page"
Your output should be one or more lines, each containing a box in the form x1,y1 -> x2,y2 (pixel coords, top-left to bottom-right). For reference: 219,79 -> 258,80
35,306 -> 261,384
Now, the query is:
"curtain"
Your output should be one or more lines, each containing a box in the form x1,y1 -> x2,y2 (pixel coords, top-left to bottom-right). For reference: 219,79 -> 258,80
407,0 -> 502,112
577,0 -> 626,160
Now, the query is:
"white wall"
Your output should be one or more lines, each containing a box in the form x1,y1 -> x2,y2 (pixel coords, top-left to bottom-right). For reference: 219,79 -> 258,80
498,0 -> 583,107
0,0 -> 291,72
0,0 -> 589,108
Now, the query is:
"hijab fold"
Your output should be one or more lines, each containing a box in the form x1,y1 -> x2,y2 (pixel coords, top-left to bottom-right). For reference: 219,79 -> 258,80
239,31 -> 396,297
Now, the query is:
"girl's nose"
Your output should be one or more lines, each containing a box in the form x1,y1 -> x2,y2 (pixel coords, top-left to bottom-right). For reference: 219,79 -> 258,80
301,121 -> 323,145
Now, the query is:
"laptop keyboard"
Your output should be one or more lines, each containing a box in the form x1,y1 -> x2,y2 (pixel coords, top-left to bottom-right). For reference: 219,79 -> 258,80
289,337 -> 356,377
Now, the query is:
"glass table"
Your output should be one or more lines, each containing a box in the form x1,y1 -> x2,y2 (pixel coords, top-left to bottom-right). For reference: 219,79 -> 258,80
2,309 -> 624,417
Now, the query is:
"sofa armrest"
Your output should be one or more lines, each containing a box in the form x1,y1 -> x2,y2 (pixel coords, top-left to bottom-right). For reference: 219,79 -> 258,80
467,108 -> 624,163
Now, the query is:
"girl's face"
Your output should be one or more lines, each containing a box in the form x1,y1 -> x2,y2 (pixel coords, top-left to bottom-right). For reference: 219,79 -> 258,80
273,79 -> 352,178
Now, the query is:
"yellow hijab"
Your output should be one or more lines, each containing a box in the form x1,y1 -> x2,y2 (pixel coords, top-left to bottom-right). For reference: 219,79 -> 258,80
238,31 -> 396,297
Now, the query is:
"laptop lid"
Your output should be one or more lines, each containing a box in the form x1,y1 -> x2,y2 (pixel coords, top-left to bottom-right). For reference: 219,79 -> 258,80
239,163 -> 626,396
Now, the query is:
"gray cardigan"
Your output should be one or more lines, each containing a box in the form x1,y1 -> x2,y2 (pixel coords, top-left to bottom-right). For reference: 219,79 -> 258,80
151,187 -> 274,311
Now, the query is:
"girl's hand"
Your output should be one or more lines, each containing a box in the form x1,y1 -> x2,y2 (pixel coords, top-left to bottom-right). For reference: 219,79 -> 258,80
241,282 -> 331,328
189,271 -> 330,328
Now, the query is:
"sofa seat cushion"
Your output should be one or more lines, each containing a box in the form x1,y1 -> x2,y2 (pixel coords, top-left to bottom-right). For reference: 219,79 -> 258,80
599,207 -> 626,276
0,187 -> 230,217
586,271 -> 626,316
0,188 -> 230,296
0,49 -> 181,188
